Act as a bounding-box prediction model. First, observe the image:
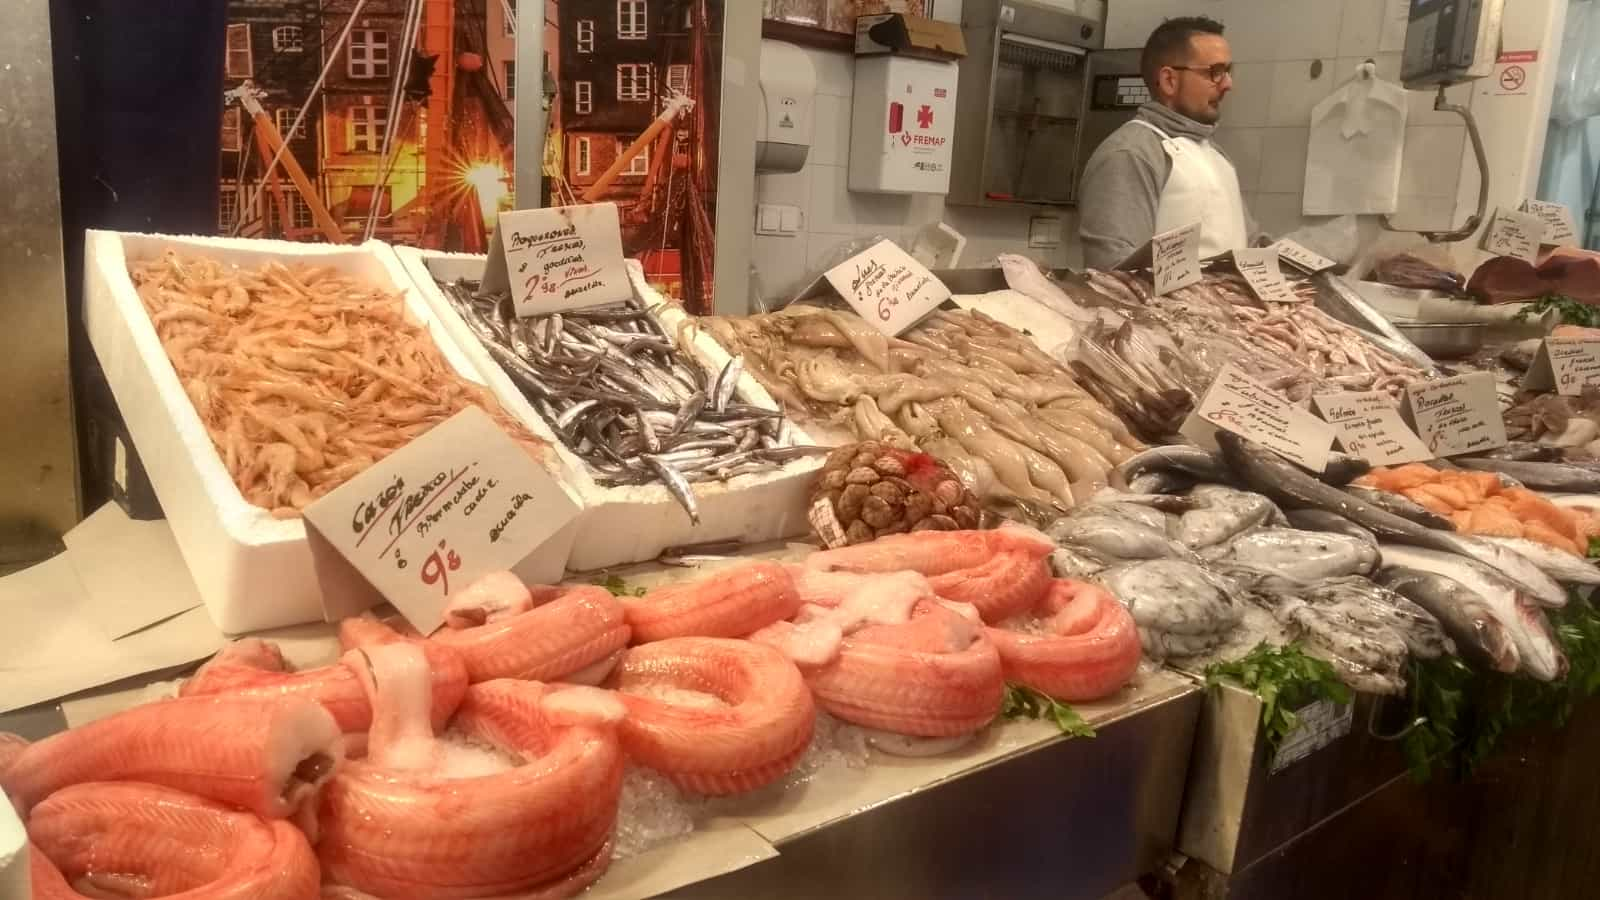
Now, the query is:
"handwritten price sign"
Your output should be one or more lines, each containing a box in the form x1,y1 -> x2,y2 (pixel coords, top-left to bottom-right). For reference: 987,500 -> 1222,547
823,239 -> 950,337
479,202 -> 631,316
1400,372 -> 1506,458
1182,363 -> 1335,471
305,407 -> 581,633
1524,337 -> 1600,396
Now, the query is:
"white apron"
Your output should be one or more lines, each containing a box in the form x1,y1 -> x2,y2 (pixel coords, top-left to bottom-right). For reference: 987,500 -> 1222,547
1129,119 -> 1249,258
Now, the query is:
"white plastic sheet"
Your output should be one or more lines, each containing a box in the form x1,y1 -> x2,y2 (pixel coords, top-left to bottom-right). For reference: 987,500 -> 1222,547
1303,62 -> 1408,216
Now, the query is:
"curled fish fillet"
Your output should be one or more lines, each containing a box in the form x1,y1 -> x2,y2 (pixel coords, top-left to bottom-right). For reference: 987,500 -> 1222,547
431,583 -> 632,683
320,644 -> 623,898
609,637 -> 815,795
806,526 -> 1054,576
621,561 -> 802,643
926,551 -> 1052,623
180,636 -> 468,734
986,580 -> 1142,702
442,571 -> 536,628
807,600 -> 1005,737
1,696 -> 341,819
28,781 -> 320,899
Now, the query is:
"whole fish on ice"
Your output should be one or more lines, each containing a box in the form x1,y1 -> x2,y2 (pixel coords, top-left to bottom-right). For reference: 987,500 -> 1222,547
1374,567 -> 1520,673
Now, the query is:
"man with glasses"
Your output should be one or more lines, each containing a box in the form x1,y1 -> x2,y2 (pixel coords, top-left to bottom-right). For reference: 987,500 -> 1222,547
1079,16 -> 1264,270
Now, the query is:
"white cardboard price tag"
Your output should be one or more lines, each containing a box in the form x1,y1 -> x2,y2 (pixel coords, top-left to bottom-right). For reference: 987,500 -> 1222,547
1273,239 -> 1338,274
303,407 -> 581,634
1182,364 -> 1335,472
1482,208 -> 1545,263
1234,247 -> 1303,304
1312,391 -> 1432,466
821,239 -> 950,337
1523,337 -> 1600,396
1401,372 -> 1507,457
1520,199 -> 1579,247
480,202 -> 631,316
1152,222 -> 1202,295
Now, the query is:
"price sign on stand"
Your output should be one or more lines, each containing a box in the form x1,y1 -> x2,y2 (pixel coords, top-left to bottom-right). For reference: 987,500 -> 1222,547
1482,208 -> 1545,263
304,407 -> 581,634
1523,337 -> 1600,396
1181,364 -> 1335,471
1234,247 -> 1304,304
1273,239 -> 1338,275
1520,199 -> 1579,247
1152,222 -> 1202,295
820,239 -> 950,337
480,202 -> 631,316
1312,390 -> 1432,465
1401,372 -> 1507,457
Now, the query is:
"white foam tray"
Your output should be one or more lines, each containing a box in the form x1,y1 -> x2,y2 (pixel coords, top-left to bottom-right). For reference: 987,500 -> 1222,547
83,231 -> 581,634
393,247 -> 821,570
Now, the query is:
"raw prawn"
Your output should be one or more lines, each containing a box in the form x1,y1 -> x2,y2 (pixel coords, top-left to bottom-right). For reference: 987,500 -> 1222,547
986,580 -> 1142,702
431,580 -> 631,683
621,561 -> 802,643
1,695 -> 341,819
607,637 -> 815,794
319,644 -> 624,898
28,782 -> 320,899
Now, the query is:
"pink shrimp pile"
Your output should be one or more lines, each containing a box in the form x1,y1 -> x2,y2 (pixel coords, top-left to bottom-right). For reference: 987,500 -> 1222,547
129,253 -> 545,516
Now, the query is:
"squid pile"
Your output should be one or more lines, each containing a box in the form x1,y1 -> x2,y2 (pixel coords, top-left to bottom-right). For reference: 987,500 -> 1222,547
689,305 -> 1145,521
436,278 -> 815,521
3,525 -> 1142,898
130,254 -> 544,517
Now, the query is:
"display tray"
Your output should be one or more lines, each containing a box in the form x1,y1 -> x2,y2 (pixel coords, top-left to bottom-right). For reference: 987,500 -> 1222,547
392,247 -> 821,571
81,231 -> 581,633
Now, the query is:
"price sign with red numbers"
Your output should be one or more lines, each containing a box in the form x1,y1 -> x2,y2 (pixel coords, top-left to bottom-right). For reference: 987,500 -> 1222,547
305,406 -> 580,634
479,201 -> 631,316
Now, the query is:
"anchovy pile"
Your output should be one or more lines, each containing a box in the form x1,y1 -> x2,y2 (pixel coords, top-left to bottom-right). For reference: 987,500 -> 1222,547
437,279 -> 815,522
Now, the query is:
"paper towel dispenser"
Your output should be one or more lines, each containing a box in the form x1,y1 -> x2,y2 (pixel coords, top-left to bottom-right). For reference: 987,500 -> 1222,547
757,40 -> 816,174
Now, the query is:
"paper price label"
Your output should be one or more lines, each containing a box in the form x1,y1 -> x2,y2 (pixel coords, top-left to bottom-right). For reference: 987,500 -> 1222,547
1312,391 -> 1432,466
1184,364 -> 1335,472
1401,372 -> 1507,458
1273,239 -> 1338,274
1520,199 -> 1579,247
1152,222 -> 1202,295
1482,208 -> 1545,263
480,202 -> 631,316
304,406 -> 581,634
1524,337 -> 1600,396
1234,247 -> 1304,304
822,239 -> 950,337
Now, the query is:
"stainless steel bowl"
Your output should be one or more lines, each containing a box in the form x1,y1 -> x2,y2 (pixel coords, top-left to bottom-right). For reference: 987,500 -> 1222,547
1393,322 -> 1486,360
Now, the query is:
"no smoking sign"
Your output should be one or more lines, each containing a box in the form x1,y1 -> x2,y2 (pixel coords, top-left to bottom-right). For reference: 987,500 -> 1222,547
1489,50 -> 1537,97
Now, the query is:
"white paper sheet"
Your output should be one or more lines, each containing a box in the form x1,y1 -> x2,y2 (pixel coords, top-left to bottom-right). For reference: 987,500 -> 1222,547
1304,67 -> 1408,215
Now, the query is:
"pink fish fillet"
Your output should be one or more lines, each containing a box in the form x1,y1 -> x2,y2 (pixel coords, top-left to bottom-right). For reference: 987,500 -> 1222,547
805,525 -> 1053,575
28,781 -> 320,900
430,584 -> 631,683
442,570 -> 536,628
925,550 -> 1053,623
319,643 -> 623,899
621,561 -> 802,643
1,695 -> 341,819
609,637 -> 815,795
180,636 -> 468,734
985,579 -> 1142,702
807,599 -> 1005,737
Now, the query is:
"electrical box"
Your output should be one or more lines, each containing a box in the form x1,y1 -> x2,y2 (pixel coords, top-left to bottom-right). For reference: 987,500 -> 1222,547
848,15 -> 963,195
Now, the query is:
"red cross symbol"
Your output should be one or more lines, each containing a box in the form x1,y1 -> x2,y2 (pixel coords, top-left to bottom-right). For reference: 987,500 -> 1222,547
916,104 -> 934,129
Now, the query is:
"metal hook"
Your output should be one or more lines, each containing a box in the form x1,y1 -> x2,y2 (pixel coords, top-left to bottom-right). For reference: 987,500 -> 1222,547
1366,695 -> 1424,742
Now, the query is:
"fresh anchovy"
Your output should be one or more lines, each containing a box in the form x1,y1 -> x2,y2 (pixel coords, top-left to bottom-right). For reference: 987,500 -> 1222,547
712,355 -> 744,412
555,399 -> 601,431
1452,457 -> 1600,493
644,454 -> 700,524
1374,567 -> 1520,673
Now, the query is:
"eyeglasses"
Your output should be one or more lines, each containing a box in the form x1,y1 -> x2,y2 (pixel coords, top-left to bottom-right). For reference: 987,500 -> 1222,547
1170,63 -> 1234,84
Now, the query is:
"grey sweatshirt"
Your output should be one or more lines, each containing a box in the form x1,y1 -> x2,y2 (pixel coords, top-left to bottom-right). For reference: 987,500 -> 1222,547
1078,102 -> 1263,270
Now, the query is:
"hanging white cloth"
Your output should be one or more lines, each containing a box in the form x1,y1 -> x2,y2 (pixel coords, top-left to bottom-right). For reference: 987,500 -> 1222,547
1128,119 -> 1250,258
1304,61 -> 1408,215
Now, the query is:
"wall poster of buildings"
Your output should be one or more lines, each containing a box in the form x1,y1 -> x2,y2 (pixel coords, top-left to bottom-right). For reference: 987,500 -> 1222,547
762,0 -> 929,35
216,0 -> 727,313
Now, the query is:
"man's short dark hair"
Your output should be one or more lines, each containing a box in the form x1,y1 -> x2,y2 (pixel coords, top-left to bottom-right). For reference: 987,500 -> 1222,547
1141,16 -> 1225,90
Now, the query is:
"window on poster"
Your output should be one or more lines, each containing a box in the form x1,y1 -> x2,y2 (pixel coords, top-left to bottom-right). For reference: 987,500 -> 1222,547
349,30 -> 390,79
502,2 -> 516,36
343,185 -> 392,223
275,108 -> 307,140
576,137 -> 592,176
575,80 -> 593,113
504,61 -> 515,99
620,140 -> 650,176
221,108 -> 242,152
667,63 -> 689,95
273,25 -> 303,53
618,0 -> 648,40
350,104 -> 388,152
617,64 -> 650,102
219,182 -> 241,231
577,20 -> 595,53
225,24 -> 253,79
